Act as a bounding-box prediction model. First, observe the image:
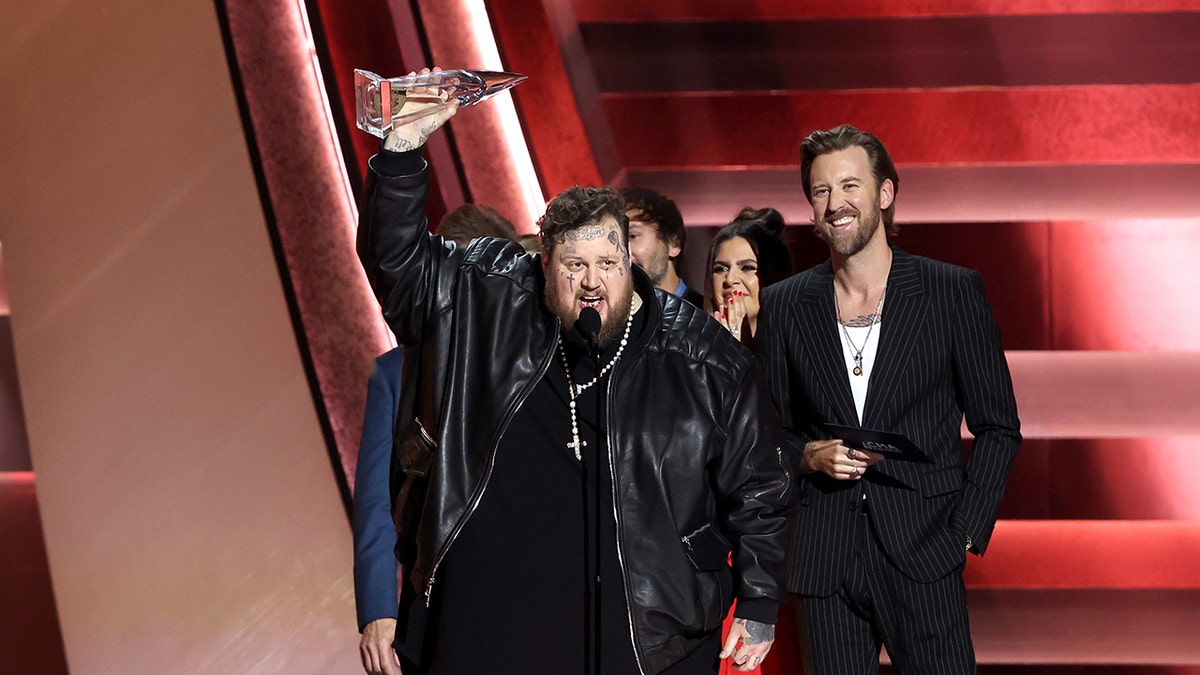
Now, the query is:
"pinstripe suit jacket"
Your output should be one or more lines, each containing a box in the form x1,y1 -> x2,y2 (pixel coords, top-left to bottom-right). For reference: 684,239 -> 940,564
757,247 -> 1021,595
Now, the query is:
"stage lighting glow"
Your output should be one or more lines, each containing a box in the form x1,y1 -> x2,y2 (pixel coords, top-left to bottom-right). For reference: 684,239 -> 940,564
1053,219 -> 1200,350
293,0 -> 358,227
460,0 -> 545,222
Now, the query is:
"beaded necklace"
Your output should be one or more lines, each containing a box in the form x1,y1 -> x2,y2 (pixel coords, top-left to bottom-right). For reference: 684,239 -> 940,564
556,308 -> 634,460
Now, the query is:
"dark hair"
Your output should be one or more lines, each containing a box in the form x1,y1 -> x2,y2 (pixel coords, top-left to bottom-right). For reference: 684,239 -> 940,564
435,203 -> 519,244
517,233 -> 542,254
537,186 -> 629,252
800,124 -> 900,235
705,207 -> 793,310
619,187 -> 686,264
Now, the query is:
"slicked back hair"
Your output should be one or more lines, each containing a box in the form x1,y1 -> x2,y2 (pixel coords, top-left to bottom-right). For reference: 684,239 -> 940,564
800,124 -> 901,235
705,207 -> 794,313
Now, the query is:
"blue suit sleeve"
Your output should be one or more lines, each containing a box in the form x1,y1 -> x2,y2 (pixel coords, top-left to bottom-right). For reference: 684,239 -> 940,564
352,348 -> 405,631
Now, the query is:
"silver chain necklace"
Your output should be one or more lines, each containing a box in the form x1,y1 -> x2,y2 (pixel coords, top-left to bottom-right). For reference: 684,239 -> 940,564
556,309 -> 634,460
834,285 -> 887,376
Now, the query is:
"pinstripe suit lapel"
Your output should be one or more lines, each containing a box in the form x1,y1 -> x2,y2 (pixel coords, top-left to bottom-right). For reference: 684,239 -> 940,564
863,248 -> 927,429
796,262 -> 859,428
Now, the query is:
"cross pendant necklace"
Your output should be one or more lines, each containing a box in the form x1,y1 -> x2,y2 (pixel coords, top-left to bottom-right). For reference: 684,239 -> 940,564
559,351 -> 588,460
555,309 -> 634,460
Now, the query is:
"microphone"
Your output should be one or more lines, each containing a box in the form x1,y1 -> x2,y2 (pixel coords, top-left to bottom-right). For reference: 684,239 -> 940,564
572,304 -> 604,675
574,307 -> 602,354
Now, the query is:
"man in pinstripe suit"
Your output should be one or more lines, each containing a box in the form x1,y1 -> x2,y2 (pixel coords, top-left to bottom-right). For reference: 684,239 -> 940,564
757,124 -> 1021,674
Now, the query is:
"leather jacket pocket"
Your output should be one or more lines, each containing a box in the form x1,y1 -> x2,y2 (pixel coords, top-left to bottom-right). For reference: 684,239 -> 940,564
397,417 -> 436,477
392,417 -> 436,565
681,521 -> 731,571
682,521 -> 734,634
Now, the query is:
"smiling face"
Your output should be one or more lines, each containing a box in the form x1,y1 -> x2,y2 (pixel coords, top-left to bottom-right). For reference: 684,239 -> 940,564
542,216 -> 634,347
809,146 -> 894,258
710,236 -> 760,310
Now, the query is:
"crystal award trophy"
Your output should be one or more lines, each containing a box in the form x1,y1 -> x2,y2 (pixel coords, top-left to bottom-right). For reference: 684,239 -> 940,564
353,68 -> 528,138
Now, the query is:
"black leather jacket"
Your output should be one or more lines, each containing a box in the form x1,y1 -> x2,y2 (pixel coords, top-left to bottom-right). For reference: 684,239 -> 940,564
359,149 -> 791,673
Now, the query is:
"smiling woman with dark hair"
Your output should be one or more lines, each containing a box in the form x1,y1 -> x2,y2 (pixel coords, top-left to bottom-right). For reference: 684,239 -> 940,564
706,207 -> 793,346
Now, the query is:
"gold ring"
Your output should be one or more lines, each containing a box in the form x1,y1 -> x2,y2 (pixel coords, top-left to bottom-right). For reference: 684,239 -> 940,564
851,466 -> 859,476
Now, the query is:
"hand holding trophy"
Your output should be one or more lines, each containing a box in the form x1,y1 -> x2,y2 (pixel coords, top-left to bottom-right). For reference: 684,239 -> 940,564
354,66 -> 527,150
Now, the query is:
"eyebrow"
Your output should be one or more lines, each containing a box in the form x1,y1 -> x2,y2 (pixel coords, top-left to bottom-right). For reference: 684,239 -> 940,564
814,175 -> 864,187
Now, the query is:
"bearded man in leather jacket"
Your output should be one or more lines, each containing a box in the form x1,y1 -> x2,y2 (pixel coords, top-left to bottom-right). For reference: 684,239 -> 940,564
356,71 -> 791,675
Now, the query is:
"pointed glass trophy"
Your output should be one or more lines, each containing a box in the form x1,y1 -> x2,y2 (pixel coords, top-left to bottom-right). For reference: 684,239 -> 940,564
354,68 -> 528,138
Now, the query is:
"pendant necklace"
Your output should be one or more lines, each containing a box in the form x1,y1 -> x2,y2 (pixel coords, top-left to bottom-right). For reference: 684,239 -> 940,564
557,309 -> 634,460
834,285 -> 887,376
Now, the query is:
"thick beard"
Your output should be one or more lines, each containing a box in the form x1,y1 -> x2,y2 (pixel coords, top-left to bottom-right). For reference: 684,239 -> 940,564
816,204 -> 882,257
546,285 -> 635,349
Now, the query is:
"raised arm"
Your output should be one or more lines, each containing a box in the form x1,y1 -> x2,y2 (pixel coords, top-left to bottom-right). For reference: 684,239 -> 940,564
356,68 -> 460,345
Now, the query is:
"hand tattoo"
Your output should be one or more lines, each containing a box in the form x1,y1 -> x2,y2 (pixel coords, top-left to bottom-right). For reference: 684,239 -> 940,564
734,618 -> 775,645
386,136 -> 416,152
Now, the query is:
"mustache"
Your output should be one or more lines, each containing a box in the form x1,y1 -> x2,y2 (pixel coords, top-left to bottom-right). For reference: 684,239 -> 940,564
823,207 -> 858,221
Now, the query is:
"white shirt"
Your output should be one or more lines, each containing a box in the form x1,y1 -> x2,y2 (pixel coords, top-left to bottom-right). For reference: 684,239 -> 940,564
836,320 -> 882,425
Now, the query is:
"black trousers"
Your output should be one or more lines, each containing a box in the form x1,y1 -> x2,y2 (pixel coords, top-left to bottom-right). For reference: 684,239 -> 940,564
792,498 -> 976,675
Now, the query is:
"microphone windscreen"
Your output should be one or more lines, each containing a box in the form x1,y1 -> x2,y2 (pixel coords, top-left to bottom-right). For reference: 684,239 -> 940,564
575,307 -> 602,339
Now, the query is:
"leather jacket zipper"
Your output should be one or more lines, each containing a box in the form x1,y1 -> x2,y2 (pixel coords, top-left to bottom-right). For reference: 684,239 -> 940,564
423,321 -> 560,607
604,368 -> 648,675
681,521 -> 713,551
776,446 -> 791,503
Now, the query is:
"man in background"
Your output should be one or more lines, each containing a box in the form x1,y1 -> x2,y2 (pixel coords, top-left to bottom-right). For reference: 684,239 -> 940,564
621,187 -> 704,307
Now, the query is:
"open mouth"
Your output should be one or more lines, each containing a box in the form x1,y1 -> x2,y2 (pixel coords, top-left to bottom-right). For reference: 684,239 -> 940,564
829,214 -> 855,229
579,295 -> 604,310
